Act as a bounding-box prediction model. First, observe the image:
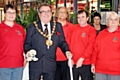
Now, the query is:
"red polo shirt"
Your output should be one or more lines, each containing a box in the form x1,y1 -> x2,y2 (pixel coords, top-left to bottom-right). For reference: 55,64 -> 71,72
70,24 -> 96,64
92,27 -> 120,75
0,21 -> 25,68
56,21 -> 73,61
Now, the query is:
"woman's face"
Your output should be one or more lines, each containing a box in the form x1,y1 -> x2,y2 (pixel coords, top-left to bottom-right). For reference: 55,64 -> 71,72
5,8 -> 16,22
94,16 -> 101,25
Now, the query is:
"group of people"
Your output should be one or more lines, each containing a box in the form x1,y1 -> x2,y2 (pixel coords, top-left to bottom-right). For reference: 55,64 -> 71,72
0,3 -> 120,80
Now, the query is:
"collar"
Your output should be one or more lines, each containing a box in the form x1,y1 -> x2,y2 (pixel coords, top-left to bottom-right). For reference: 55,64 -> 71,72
79,24 -> 89,28
63,21 -> 69,27
105,27 -> 120,32
41,21 -> 50,29
41,21 -> 51,35
57,20 -> 68,27
41,21 -> 50,27
1,21 -> 15,28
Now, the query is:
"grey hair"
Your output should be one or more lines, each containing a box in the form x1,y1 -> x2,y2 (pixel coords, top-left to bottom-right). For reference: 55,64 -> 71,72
106,11 -> 119,26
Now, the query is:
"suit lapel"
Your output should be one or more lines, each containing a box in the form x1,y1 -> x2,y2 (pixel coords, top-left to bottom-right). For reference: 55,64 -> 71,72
50,21 -> 53,33
50,21 -> 57,45
50,21 -> 57,39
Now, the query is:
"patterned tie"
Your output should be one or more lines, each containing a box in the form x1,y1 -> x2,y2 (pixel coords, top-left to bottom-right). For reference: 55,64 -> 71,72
43,24 -> 48,35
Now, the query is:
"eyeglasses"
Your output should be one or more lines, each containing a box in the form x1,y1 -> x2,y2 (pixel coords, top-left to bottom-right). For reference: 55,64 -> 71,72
39,10 -> 52,14
6,12 -> 16,15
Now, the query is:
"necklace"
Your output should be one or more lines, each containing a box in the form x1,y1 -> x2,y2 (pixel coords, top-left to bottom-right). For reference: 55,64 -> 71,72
33,21 -> 56,46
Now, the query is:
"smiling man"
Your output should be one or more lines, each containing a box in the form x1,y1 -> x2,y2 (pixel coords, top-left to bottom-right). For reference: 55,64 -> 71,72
24,3 -> 72,80
70,10 -> 96,80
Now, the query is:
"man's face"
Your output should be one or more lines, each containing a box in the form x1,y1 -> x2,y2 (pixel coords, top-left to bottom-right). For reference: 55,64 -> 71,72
77,12 -> 88,26
107,15 -> 119,28
94,16 -> 101,25
5,8 -> 16,22
57,8 -> 67,20
38,6 -> 52,24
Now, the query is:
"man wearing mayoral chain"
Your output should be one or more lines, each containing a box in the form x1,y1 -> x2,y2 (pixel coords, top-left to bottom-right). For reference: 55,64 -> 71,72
24,3 -> 72,80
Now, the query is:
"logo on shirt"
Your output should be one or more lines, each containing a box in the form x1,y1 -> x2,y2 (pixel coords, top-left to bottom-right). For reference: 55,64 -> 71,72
5,29 -> 8,32
16,30 -> 22,35
113,37 -> 118,42
81,33 -> 86,38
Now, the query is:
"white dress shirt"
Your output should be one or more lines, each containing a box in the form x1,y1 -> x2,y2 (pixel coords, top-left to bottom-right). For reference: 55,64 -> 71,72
41,22 -> 51,49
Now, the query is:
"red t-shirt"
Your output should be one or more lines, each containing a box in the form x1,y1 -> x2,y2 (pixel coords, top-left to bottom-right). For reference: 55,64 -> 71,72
0,21 -> 25,68
56,21 -> 73,61
92,27 -> 120,75
70,24 -> 96,64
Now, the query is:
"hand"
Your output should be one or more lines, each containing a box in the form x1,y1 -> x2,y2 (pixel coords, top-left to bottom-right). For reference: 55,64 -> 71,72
91,65 -> 95,74
66,51 -> 73,59
25,49 -> 38,61
25,51 -> 31,61
76,58 -> 84,68
24,60 -> 28,68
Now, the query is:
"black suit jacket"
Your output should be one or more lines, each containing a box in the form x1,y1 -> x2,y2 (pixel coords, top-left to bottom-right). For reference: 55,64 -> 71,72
24,20 -> 69,73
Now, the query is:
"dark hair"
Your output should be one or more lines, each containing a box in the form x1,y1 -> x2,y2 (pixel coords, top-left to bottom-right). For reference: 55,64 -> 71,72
4,4 -> 17,13
77,10 -> 89,17
93,12 -> 101,20
38,3 -> 52,12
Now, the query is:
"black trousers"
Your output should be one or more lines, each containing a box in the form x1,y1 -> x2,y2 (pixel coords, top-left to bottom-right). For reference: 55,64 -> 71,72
29,71 -> 55,80
73,65 -> 93,80
54,60 -> 69,80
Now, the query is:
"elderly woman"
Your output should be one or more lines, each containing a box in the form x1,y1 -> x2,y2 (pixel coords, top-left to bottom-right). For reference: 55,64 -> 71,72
91,11 -> 120,80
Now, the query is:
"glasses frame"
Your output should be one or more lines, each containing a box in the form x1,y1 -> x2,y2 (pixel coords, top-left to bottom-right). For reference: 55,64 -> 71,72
39,10 -> 52,14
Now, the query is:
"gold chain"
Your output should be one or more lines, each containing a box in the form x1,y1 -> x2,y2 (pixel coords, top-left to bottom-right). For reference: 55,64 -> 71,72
33,21 -> 56,39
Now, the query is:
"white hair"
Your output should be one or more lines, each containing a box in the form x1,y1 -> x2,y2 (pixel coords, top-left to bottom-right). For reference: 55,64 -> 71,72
106,11 -> 119,26
106,11 -> 119,20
